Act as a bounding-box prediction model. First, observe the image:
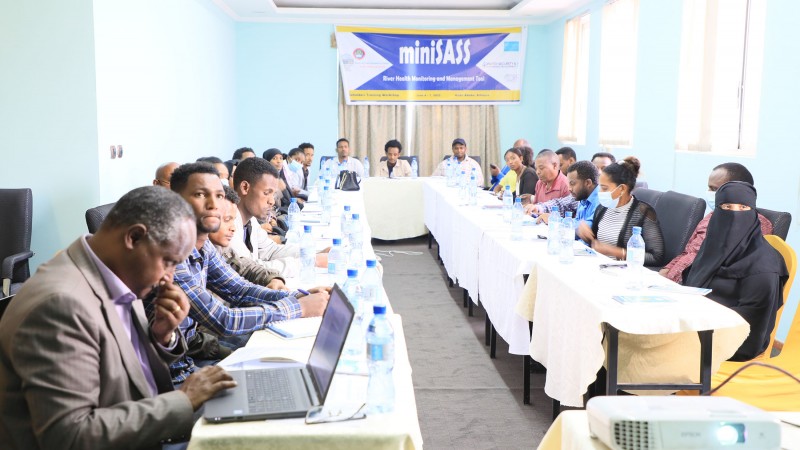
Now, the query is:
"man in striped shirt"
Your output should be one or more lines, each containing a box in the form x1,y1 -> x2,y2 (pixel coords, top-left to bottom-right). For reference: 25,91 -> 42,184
154,162 -> 329,383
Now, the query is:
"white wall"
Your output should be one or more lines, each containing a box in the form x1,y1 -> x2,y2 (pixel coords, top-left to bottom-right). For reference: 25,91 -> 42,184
93,0 -> 238,203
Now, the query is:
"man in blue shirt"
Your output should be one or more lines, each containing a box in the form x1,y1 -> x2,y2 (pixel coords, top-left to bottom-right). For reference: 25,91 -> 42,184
151,162 -> 329,383
525,160 -> 600,231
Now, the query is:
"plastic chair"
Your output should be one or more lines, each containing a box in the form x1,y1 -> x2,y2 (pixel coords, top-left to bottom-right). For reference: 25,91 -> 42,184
652,191 -> 706,266
85,202 -> 116,234
0,189 -> 34,296
708,235 -> 800,410
631,187 -> 663,209
757,207 -> 792,240
318,156 -> 335,171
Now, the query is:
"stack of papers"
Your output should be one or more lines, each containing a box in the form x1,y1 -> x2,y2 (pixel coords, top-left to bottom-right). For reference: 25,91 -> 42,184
266,316 -> 322,339
613,295 -> 676,305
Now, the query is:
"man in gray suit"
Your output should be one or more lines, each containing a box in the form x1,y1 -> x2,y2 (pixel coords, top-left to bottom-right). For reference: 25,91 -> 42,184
0,186 -> 237,449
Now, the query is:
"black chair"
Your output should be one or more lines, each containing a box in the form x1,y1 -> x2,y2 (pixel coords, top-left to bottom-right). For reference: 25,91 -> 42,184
0,294 -> 14,321
318,156 -> 335,170
632,187 -> 664,209
441,155 -> 481,166
86,202 -> 116,234
757,207 -> 792,240
379,155 -> 418,166
652,191 -> 706,267
634,180 -> 649,189
0,189 -> 34,297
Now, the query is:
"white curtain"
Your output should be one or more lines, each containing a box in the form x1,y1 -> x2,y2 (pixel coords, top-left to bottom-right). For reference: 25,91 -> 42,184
675,0 -> 765,154
598,0 -> 639,147
557,13 -> 591,144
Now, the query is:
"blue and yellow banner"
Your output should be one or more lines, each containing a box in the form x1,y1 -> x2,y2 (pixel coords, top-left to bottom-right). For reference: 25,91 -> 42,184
336,26 -> 527,105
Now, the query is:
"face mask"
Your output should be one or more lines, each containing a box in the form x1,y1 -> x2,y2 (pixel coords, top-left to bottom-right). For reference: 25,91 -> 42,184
220,178 -> 229,187
598,185 -> 622,209
288,160 -> 302,173
705,190 -> 716,211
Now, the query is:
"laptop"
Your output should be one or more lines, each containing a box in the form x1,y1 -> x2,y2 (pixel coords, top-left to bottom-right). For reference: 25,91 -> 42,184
203,284 -> 354,423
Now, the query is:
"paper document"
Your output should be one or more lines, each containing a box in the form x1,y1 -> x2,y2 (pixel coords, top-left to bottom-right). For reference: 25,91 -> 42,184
647,284 -> 712,296
612,295 -> 677,305
266,316 -> 322,339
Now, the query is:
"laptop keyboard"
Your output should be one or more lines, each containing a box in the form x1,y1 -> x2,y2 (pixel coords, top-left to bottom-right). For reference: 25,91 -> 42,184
246,369 -> 297,413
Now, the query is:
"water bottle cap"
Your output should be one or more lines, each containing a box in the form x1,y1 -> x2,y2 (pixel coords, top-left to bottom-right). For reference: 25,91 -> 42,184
332,238 -> 341,245
366,259 -> 376,268
323,186 -> 329,191
565,211 -> 573,218
304,225 -> 312,233
373,305 -> 387,315
515,197 -> 521,203
347,269 -> 358,278
290,198 -> 297,203
633,226 -> 642,234
352,213 -> 360,220
344,205 -> 350,211
505,185 -> 510,191
550,206 -> 559,213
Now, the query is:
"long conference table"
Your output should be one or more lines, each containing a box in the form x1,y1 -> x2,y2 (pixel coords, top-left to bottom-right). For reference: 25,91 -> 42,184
422,176 -> 750,408
360,177 -> 428,240
188,189 -> 423,449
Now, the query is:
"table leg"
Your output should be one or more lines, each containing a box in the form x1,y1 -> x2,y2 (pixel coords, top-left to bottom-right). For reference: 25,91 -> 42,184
524,356 -> 531,405
605,324 -> 619,396
552,399 -> 561,420
468,296 -> 474,317
449,278 -> 454,288
485,314 -> 490,346
698,330 -> 713,394
463,289 -> 468,308
428,233 -> 432,249
490,324 -> 497,359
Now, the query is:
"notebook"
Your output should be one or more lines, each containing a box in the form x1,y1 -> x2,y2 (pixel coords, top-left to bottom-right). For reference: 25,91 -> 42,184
203,284 -> 354,422
267,316 -> 322,339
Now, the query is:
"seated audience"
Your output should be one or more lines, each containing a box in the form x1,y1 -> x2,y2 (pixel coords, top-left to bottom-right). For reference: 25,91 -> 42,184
533,150 -> 570,203
284,148 -> 309,199
432,138 -> 484,186
591,152 -> 616,171
210,186 -> 286,290
0,186 -> 236,449
153,161 -> 179,188
262,149 -> 295,207
224,159 -> 239,187
683,181 -> 788,361
527,161 -> 600,228
197,156 -> 229,185
577,156 -> 665,266
232,147 -> 256,161
231,157 -> 328,277
299,142 -> 315,189
378,139 -> 412,178
555,147 -> 577,175
322,138 -> 365,178
157,162 -> 329,383
503,147 -> 537,198
660,163 -> 773,283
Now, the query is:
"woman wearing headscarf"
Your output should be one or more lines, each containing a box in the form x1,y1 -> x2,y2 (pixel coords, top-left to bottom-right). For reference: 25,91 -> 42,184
262,148 -> 296,209
684,181 -> 788,361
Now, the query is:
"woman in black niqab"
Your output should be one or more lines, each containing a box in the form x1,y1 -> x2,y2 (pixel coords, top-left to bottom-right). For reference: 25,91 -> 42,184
684,181 -> 788,361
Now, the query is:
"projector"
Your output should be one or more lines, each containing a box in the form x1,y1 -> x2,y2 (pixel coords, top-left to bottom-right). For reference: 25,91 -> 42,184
586,396 -> 781,450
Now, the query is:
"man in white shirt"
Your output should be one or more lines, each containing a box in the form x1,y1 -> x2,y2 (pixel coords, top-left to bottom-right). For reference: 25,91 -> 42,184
322,138 -> 365,179
231,157 -> 327,277
432,138 -> 484,186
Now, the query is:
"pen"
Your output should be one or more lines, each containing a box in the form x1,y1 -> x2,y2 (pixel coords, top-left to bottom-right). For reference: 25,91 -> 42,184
297,288 -> 310,296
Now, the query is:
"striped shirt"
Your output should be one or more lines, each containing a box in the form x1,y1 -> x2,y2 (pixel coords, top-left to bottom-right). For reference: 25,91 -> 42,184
596,199 -> 633,246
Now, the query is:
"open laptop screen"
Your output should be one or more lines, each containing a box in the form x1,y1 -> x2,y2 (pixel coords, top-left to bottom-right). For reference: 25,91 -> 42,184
307,284 -> 354,403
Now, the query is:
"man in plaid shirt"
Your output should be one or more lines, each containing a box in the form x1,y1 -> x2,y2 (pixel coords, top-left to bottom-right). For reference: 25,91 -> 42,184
156,162 -> 329,383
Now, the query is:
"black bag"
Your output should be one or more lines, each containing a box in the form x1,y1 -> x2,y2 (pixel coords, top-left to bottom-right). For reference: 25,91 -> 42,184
336,170 -> 361,191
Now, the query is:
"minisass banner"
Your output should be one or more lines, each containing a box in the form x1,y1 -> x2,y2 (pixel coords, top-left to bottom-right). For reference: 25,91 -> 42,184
335,26 -> 527,105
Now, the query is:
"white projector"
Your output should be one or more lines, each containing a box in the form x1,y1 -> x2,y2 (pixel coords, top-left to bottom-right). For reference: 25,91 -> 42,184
586,396 -> 781,450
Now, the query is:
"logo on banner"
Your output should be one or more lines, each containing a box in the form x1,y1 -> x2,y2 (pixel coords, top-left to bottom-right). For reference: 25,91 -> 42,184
353,48 -> 366,60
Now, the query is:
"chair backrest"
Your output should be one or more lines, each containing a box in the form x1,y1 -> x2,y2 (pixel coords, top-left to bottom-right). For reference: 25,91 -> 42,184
379,155 -> 418,166
318,156 -> 335,170
763,235 -> 797,356
0,189 -> 33,283
634,180 -> 649,189
0,294 -> 13,321
757,207 -> 792,240
441,155 -> 481,166
632,187 -> 663,209
651,190 -> 707,266
85,202 -> 116,234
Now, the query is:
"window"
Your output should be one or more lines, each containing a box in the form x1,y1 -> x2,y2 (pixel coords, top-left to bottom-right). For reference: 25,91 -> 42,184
675,0 -> 766,154
598,0 -> 639,147
557,13 -> 591,144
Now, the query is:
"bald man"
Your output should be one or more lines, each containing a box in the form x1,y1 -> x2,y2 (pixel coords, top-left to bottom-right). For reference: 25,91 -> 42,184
153,162 -> 179,188
533,150 -> 570,204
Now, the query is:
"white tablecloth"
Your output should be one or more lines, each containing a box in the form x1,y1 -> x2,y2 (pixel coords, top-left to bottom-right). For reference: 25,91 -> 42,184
188,188 -> 423,449
361,178 -> 427,241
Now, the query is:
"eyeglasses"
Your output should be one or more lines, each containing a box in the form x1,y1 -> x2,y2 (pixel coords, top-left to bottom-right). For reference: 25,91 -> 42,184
155,179 -> 171,187
304,403 -> 366,425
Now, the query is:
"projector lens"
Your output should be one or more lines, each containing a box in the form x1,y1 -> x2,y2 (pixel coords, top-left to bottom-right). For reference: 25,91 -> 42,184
716,423 -> 745,445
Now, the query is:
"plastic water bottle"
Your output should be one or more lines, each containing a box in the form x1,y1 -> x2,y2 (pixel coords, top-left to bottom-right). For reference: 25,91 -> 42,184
547,206 -> 561,255
468,173 -> 478,206
300,225 -> 315,284
363,157 -> 370,178
626,226 -> 646,290
362,259 -> 382,308
324,166 -> 333,185
348,214 -> 364,271
446,161 -> 454,187
327,238 -> 346,284
287,198 -> 300,229
411,159 -> 418,178
511,197 -> 523,241
321,187 -> 332,224
366,304 -> 395,414
502,186 -> 513,223
324,178 -> 332,197
340,205 -> 352,247
340,269 -> 366,373
559,212 -> 575,264
458,170 -> 468,204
